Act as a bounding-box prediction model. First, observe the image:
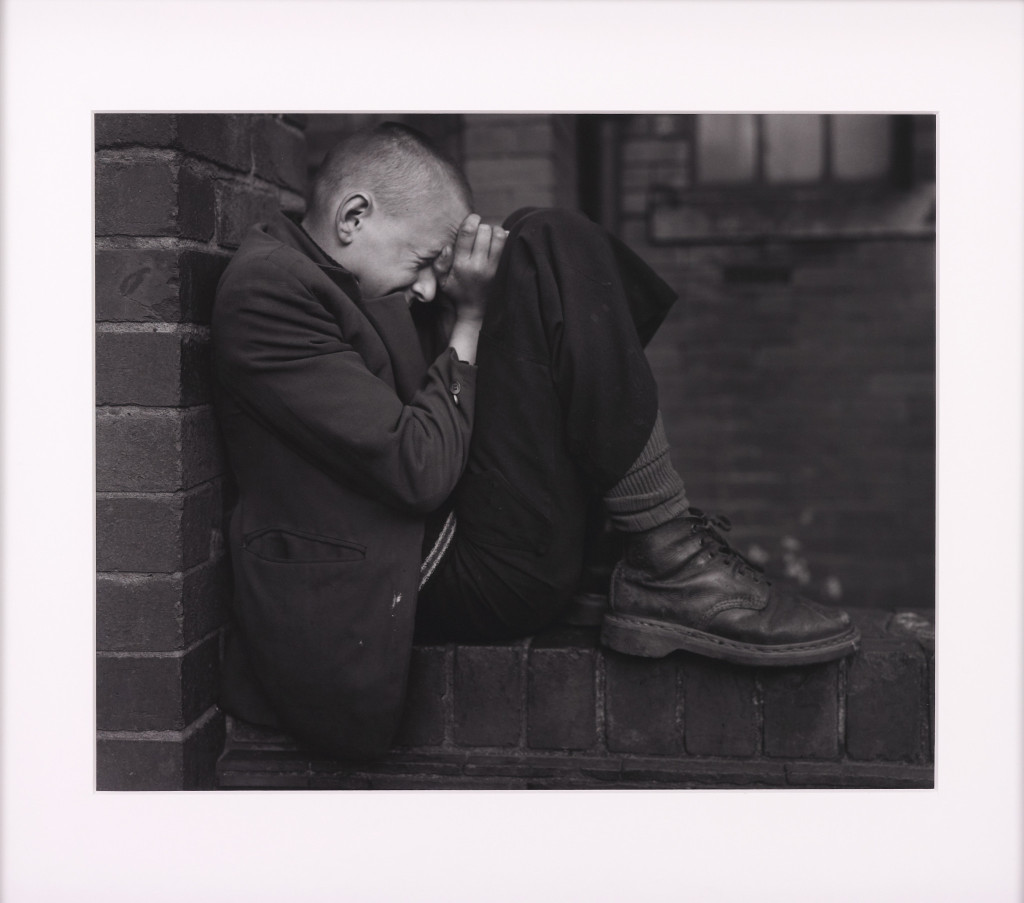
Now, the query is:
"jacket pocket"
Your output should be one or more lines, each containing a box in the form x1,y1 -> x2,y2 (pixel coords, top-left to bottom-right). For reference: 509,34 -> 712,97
242,527 -> 366,564
455,469 -> 552,555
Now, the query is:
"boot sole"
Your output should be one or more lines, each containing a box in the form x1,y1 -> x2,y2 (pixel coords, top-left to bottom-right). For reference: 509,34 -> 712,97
601,613 -> 861,667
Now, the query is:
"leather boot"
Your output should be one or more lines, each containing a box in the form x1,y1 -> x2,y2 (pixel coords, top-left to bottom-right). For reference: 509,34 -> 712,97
602,508 -> 860,666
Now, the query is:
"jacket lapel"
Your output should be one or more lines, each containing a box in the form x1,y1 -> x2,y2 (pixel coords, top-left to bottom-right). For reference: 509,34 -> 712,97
262,216 -> 430,402
310,262 -> 428,402
358,293 -> 429,403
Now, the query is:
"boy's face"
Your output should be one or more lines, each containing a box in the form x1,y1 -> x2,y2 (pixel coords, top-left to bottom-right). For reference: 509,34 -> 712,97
346,192 -> 470,304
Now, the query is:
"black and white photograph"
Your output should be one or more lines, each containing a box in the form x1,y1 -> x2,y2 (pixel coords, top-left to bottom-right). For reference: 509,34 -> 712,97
2,1 -> 1022,901
95,112 -> 936,791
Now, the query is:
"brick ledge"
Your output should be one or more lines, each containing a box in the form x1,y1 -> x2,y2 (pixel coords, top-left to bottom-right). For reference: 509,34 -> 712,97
217,606 -> 934,790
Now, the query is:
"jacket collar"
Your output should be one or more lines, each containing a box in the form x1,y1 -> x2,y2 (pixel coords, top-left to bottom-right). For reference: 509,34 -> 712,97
262,212 -> 429,402
264,212 -> 362,299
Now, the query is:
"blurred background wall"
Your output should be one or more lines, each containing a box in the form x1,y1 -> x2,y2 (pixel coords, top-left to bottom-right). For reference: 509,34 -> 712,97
305,113 -> 936,610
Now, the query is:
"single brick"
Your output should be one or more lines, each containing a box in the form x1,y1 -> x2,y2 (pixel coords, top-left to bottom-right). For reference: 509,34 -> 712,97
181,634 -> 223,723
848,607 -> 892,639
97,654 -> 183,730
464,755 -> 573,779
95,113 -> 177,148
394,645 -> 447,747
180,407 -> 225,488
177,166 -> 217,241
224,715 -> 302,751
846,637 -> 926,762
761,663 -> 840,759
96,482 -> 220,573
221,771 -> 312,790
252,116 -> 306,193
465,157 -> 554,190
527,778 -> 616,791
180,481 -> 223,569
306,773 -> 371,790
578,760 -> 628,783
96,557 -> 229,652
182,556 -> 230,644
325,754 -> 465,778
97,571 -> 185,651
471,188 -> 523,224
682,656 -> 759,757
619,758 -> 787,787
91,155 -> 212,239
96,407 -> 222,492
463,123 -> 516,157
366,774 -> 525,791
623,138 -> 689,165
96,159 -> 178,236
97,495 -> 180,573
96,633 -> 220,731
97,709 -> 225,790
96,329 -> 210,407
463,121 -> 555,157
216,749 -> 310,775
95,249 -> 228,324
176,114 -> 252,172
216,181 -> 281,249
604,650 -> 681,755
179,251 -> 230,324
452,644 -> 523,747
785,762 -> 933,789
527,628 -> 596,751
95,249 -> 179,322
887,610 -> 935,649
476,113 -> 552,125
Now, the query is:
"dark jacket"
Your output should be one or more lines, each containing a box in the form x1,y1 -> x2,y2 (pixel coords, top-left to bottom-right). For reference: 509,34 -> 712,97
212,213 -> 477,756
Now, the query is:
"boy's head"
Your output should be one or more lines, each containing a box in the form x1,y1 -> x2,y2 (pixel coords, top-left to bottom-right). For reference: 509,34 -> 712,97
303,123 -> 473,303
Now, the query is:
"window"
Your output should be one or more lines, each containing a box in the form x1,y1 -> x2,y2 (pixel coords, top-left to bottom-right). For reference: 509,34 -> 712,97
696,114 -> 897,186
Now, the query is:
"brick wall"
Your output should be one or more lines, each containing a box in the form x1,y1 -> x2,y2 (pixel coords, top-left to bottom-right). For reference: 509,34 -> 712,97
219,607 -> 934,789
618,114 -> 936,610
462,114 -> 579,222
95,114 -> 307,790
95,112 -> 934,788
303,113 -> 580,224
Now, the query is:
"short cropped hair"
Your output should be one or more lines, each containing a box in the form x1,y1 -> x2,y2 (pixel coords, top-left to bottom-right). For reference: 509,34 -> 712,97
307,122 -> 473,222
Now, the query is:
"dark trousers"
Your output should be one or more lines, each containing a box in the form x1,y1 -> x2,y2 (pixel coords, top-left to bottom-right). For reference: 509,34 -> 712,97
415,208 -> 677,641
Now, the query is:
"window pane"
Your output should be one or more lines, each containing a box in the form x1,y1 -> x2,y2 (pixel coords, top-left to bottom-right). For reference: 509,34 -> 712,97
764,114 -> 824,183
832,115 -> 892,180
697,115 -> 757,183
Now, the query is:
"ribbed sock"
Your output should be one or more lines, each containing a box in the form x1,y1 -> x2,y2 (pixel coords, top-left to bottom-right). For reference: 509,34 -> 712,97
603,412 -> 689,532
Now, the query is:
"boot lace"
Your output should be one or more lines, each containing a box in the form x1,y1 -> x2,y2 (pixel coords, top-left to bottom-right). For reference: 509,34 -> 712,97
686,508 -> 768,584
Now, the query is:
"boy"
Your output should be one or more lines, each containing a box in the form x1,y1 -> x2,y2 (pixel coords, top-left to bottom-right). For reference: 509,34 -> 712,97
212,123 -> 858,757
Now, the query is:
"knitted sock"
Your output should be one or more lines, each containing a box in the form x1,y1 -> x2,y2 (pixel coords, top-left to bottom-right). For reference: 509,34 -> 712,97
603,412 -> 689,532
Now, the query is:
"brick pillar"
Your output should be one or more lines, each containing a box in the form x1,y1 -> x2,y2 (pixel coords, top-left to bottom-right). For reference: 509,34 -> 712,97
95,114 -> 307,789
462,114 -> 579,223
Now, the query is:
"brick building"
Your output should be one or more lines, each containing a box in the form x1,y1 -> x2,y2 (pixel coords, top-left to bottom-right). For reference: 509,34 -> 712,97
95,113 -> 935,790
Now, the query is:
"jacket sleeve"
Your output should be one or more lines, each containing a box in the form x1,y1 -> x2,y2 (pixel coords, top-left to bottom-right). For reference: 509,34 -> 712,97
212,254 -> 477,514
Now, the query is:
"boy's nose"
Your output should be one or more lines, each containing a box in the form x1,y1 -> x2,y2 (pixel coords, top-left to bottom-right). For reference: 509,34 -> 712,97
411,269 -> 437,304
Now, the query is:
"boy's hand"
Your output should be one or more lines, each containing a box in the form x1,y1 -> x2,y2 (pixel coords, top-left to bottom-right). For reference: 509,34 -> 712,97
437,213 -> 508,325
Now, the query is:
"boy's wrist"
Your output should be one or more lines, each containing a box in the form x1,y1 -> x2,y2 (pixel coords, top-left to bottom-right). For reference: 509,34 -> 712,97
448,318 -> 482,365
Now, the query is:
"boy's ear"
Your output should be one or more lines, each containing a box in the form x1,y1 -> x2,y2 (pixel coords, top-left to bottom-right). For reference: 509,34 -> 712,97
335,193 -> 371,245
